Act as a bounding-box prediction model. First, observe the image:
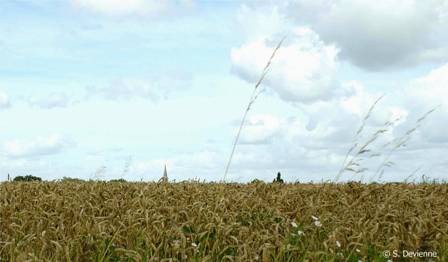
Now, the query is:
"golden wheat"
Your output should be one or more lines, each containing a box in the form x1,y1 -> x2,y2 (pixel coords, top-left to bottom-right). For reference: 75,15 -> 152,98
1,181 -> 447,261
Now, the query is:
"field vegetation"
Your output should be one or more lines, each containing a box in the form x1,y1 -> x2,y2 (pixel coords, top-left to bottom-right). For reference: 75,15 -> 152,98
1,180 -> 447,261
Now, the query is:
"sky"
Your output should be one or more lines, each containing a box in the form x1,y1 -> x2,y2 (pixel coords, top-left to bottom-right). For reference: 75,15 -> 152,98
0,0 -> 447,183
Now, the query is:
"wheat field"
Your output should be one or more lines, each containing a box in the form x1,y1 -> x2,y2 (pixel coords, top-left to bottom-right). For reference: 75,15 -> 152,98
1,181 -> 447,261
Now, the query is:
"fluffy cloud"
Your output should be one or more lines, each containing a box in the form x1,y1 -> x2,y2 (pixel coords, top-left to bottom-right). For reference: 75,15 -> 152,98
87,72 -> 192,102
236,4 -> 293,41
87,80 -> 160,102
72,0 -> 194,17
403,63 -> 448,144
239,114 -> 283,144
27,92 -> 74,109
0,90 -> 11,109
231,27 -> 353,104
2,134 -> 75,158
407,63 -> 448,107
283,0 -> 448,70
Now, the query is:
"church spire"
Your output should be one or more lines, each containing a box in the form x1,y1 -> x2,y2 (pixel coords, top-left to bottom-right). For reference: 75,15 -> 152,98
160,163 -> 168,183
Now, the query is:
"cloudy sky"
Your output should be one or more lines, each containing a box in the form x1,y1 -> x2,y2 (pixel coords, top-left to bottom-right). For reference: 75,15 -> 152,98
1,0 -> 447,182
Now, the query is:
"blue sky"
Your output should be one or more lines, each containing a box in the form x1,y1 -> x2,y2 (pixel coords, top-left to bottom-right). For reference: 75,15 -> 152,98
1,0 -> 447,182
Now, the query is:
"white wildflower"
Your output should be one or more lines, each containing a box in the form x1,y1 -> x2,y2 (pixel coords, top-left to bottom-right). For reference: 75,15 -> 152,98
172,240 -> 180,248
291,230 -> 305,237
311,215 -> 322,227
291,221 -> 298,228
336,240 -> 341,248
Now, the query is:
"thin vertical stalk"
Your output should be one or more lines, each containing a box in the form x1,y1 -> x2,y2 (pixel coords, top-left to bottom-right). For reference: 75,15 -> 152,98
223,37 -> 285,182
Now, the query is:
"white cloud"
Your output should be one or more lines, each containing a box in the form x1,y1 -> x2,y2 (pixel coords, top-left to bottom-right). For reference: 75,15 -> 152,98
2,134 -> 75,158
239,114 -> 283,144
0,90 -> 11,109
88,79 -> 160,102
87,72 -> 192,102
72,0 -> 194,17
27,92 -> 74,109
408,63 -> 448,107
403,62 -> 448,143
231,27 -> 352,104
283,0 -> 448,70
236,5 -> 292,41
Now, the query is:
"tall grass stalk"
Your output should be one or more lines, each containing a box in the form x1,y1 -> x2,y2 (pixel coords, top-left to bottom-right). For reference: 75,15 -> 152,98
335,95 -> 385,182
336,94 -> 439,183
223,37 -> 285,181
371,105 -> 440,182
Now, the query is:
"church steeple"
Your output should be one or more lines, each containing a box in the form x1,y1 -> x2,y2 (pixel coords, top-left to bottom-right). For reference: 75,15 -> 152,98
160,163 -> 168,183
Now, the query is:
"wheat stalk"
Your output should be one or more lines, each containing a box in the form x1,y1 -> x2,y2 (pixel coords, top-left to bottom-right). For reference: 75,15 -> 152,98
334,95 -> 385,182
371,105 -> 440,182
223,36 -> 286,182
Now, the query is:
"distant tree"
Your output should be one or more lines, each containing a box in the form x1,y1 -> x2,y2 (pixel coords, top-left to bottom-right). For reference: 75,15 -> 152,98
250,179 -> 265,184
109,178 -> 127,183
273,172 -> 284,184
13,175 -> 42,182
61,177 -> 85,182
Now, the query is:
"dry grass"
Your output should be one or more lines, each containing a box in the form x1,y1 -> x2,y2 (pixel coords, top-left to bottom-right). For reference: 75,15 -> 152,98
335,93 -> 439,183
224,37 -> 285,181
1,181 -> 447,261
